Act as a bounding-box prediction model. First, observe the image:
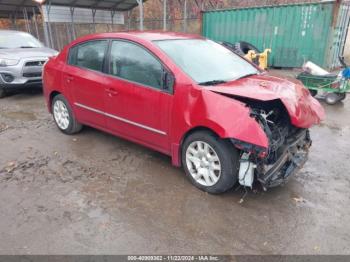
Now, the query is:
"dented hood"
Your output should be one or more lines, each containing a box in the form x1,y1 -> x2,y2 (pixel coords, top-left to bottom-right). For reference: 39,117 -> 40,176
203,74 -> 325,128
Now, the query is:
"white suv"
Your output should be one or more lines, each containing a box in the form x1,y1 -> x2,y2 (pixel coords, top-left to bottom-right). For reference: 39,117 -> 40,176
0,30 -> 58,97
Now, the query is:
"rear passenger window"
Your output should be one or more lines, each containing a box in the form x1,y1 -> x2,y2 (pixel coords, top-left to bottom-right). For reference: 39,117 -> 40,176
68,40 -> 108,72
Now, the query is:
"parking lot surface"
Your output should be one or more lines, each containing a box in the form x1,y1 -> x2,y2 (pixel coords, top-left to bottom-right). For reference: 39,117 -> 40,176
0,83 -> 349,255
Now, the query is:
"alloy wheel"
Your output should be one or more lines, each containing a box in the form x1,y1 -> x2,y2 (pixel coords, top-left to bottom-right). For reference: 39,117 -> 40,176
53,100 -> 70,130
185,141 -> 221,187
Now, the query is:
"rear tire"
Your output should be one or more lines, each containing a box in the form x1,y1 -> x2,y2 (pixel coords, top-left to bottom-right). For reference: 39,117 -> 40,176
325,93 -> 341,105
336,92 -> 346,101
52,94 -> 82,135
181,131 -> 239,194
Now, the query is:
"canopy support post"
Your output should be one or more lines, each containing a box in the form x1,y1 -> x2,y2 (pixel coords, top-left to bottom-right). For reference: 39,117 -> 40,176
127,10 -> 131,30
111,10 -> 115,32
47,0 -> 54,48
23,8 -> 31,34
41,1 -> 53,48
163,0 -> 167,31
32,7 -> 40,40
183,0 -> 187,32
70,7 -> 76,40
92,9 -> 97,33
136,0 -> 143,31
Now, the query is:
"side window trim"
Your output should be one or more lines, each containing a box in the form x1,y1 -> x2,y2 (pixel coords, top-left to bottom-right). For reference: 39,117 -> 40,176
67,39 -> 109,74
105,39 -> 174,94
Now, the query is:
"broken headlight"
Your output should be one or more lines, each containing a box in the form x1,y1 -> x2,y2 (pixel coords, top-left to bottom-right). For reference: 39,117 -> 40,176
230,138 -> 268,158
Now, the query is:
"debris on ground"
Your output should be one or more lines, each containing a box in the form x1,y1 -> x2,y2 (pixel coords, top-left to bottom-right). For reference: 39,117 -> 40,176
3,161 -> 16,173
0,123 -> 8,133
292,196 -> 306,203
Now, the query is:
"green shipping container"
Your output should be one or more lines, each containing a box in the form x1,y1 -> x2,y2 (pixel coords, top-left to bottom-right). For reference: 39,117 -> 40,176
202,1 -> 336,68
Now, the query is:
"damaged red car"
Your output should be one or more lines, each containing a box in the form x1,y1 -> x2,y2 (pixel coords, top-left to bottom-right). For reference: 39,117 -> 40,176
43,32 -> 325,194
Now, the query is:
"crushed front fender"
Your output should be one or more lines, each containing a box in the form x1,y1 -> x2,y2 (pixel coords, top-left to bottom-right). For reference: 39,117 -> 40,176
204,74 -> 325,128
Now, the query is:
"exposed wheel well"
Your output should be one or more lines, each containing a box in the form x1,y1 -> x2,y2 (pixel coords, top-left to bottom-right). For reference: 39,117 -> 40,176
49,91 -> 61,112
182,126 -> 219,144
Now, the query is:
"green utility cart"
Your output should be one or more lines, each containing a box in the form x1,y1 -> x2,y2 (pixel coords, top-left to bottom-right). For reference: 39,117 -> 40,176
297,72 -> 350,105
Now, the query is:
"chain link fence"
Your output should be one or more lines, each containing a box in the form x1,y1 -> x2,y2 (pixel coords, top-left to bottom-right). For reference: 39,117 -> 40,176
0,0 -> 347,52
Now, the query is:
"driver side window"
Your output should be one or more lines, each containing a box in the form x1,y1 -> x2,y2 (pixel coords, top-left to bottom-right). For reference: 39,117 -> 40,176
109,40 -> 163,89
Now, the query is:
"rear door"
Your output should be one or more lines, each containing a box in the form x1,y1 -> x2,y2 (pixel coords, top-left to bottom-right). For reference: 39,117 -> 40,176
63,40 -> 108,128
103,40 -> 173,152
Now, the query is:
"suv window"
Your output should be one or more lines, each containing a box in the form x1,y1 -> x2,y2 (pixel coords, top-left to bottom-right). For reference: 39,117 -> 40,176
109,40 -> 163,89
68,40 -> 108,72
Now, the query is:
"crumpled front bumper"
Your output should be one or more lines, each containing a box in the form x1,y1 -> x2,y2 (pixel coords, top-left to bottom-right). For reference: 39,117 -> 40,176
257,129 -> 311,188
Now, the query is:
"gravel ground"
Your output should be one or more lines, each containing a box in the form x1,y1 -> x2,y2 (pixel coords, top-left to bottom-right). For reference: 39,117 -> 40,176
0,78 -> 349,255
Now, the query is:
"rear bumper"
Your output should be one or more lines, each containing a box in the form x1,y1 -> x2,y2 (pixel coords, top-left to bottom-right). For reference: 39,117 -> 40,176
257,129 -> 311,188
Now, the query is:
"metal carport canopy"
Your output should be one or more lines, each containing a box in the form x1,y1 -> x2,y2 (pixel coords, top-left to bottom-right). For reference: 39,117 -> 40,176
41,0 -> 147,11
0,0 -> 147,18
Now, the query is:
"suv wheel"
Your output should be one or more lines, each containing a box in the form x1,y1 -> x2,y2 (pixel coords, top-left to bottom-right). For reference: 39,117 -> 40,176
182,131 -> 239,194
52,94 -> 82,134
0,87 -> 6,98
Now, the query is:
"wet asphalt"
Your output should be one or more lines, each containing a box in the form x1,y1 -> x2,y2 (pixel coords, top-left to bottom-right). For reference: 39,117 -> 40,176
0,73 -> 349,254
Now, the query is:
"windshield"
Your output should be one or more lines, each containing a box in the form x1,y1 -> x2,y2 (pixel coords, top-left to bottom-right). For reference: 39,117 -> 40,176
155,39 -> 259,84
0,32 -> 43,49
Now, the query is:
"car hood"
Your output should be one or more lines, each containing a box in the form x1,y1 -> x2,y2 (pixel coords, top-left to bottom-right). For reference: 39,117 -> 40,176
0,47 -> 58,59
203,73 -> 325,128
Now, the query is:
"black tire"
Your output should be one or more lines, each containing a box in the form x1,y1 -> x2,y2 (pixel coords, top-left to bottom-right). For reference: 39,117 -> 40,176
325,93 -> 341,105
309,89 -> 318,97
51,94 -> 82,135
0,87 -> 6,98
181,131 -> 239,194
233,41 -> 261,56
336,92 -> 346,101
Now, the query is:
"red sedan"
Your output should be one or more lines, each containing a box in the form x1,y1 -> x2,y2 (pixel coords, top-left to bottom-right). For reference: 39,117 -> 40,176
43,32 -> 325,194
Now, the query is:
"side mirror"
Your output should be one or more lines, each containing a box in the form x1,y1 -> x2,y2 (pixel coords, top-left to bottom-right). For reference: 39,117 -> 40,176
162,70 -> 175,93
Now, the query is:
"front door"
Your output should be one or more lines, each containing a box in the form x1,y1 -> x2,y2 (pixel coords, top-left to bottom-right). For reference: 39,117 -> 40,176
104,40 -> 173,152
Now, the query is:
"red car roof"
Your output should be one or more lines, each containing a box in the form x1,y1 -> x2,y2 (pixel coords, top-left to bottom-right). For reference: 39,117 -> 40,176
70,31 -> 203,46
122,31 -> 204,41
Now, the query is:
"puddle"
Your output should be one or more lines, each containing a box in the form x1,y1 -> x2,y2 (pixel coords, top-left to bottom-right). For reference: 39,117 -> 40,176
0,111 -> 37,121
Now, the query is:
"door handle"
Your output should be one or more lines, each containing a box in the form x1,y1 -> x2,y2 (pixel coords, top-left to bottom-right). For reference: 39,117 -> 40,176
106,87 -> 118,97
66,75 -> 74,83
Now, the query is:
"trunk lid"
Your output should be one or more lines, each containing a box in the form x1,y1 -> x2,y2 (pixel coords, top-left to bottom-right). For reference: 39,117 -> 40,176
204,73 -> 325,128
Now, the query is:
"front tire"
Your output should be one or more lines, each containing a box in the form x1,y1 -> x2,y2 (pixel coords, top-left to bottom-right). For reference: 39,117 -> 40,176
0,87 -> 6,98
52,94 -> 82,134
182,131 -> 239,194
309,89 -> 317,97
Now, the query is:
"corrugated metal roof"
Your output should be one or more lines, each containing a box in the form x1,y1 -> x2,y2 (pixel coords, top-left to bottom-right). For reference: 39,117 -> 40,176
0,0 -> 146,19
